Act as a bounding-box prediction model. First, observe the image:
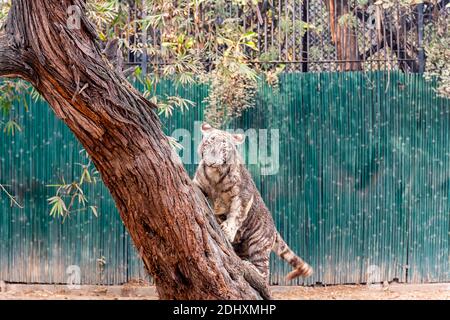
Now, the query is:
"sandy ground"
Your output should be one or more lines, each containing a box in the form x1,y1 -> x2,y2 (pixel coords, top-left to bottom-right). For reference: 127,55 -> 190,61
0,282 -> 448,300
271,283 -> 450,300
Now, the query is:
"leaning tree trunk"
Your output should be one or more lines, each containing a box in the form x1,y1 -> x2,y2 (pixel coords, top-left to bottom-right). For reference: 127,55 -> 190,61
0,0 -> 270,299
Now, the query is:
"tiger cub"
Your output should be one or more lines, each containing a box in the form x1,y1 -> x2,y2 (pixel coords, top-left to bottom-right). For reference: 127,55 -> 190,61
193,123 -> 313,281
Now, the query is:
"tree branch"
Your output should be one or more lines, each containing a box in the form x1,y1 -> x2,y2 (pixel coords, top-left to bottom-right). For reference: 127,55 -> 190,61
0,1 -> 35,80
0,31 -> 23,78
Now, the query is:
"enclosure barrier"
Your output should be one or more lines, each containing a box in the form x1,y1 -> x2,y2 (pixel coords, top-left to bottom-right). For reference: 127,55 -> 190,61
0,72 -> 449,285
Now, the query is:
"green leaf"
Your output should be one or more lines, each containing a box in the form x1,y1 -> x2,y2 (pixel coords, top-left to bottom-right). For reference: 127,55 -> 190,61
241,31 -> 257,39
89,206 -> 99,218
3,120 -> 22,136
244,41 -> 258,51
48,196 -> 67,217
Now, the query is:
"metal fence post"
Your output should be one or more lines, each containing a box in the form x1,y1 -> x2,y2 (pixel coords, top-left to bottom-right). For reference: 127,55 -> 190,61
141,0 -> 148,76
417,3 -> 425,73
301,0 -> 309,72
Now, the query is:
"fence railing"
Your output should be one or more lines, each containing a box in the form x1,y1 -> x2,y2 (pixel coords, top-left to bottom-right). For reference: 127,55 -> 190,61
117,0 -> 449,74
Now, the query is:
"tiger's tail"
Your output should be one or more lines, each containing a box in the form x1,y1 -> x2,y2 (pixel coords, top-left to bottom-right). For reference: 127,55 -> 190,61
273,231 -> 313,280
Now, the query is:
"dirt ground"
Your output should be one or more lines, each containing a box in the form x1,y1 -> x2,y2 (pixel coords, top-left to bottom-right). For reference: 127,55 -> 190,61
0,282 -> 448,300
271,283 -> 449,300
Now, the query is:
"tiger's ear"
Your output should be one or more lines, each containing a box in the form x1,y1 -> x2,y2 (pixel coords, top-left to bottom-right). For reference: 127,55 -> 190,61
232,134 -> 245,145
201,123 -> 214,135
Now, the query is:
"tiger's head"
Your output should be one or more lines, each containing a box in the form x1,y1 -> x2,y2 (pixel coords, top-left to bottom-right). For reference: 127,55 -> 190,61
198,123 -> 245,167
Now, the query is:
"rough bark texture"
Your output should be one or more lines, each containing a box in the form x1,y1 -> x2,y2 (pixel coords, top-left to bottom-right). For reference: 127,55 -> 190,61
0,0 -> 270,300
326,0 -> 361,71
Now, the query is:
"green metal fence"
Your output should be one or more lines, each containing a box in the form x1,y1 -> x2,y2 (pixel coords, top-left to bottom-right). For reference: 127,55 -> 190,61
0,72 -> 449,285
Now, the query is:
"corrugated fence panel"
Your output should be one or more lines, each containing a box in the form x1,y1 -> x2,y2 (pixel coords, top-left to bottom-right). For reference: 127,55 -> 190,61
0,72 -> 448,285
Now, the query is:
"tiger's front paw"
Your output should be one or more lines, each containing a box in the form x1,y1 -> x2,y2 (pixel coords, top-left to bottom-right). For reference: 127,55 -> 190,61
220,220 -> 238,243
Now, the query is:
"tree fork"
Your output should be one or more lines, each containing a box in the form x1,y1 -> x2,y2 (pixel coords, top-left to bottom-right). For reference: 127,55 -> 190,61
0,0 -> 271,300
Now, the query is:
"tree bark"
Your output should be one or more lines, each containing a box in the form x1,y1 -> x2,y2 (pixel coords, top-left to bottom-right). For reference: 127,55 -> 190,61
326,0 -> 362,71
0,0 -> 270,300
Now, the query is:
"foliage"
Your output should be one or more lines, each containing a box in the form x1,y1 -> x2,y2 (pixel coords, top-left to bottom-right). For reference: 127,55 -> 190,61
424,8 -> 450,98
201,25 -> 260,126
83,0 -> 285,127
47,150 -> 100,222
0,81 -> 100,220
1,0 -> 315,126
0,0 -> 9,25
204,69 -> 257,126
136,0 -> 262,127
0,183 -> 23,208
86,0 -> 125,41
338,12 -> 359,30
136,72 -> 195,117
0,80 -> 30,136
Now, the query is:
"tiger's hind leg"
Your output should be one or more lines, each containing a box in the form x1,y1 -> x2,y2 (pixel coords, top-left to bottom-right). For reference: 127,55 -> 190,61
233,239 -> 272,282
245,233 -> 276,283
241,259 -> 272,300
247,251 -> 270,282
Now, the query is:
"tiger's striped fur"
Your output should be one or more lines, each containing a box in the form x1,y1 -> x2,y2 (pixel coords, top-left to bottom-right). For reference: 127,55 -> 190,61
193,123 -> 313,281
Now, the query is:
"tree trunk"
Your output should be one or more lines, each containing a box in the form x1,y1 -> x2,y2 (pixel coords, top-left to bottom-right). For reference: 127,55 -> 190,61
0,0 -> 270,300
326,0 -> 361,71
